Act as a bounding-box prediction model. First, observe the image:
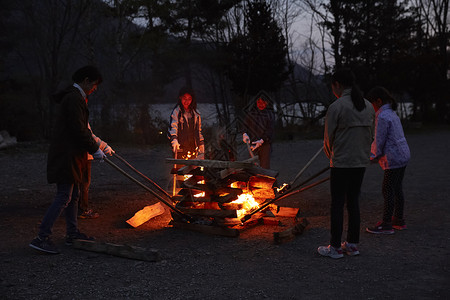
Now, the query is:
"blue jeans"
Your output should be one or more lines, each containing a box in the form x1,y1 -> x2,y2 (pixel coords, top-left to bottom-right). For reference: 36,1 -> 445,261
38,183 -> 79,239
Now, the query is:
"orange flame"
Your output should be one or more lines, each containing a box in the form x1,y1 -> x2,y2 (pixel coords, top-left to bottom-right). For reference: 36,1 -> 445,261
230,192 -> 260,218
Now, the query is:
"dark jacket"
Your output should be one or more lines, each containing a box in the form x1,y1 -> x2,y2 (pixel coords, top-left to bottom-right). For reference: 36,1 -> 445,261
243,107 -> 275,144
47,86 -> 99,184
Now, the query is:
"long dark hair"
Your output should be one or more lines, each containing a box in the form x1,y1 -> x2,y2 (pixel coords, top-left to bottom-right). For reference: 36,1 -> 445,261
366,86 -> 398,111
331,68 -> 365,111
176,86 -> 198,113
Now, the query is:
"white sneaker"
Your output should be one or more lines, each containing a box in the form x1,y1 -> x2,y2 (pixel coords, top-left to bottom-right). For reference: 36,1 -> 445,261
341,241 -> 360,256
317,245 -> 344,259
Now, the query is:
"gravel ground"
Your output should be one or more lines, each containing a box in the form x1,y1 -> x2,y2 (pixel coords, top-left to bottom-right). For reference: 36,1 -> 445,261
0,128 -> 449,299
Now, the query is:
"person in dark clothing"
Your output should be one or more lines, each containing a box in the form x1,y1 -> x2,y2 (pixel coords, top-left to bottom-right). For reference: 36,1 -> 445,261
242,96 -> 275,169
168,87 -> 204,159
29,65 -> 106,254
318,68 -> 375,259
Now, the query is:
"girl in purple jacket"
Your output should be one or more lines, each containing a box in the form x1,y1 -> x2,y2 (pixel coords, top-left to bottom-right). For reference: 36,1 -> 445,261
366,87 -> 410,234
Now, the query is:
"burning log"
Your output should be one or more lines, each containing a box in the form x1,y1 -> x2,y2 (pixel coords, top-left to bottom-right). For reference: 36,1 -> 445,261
126,202 -> 165,228
165,157 -> 282,236
177,208 -> 238,218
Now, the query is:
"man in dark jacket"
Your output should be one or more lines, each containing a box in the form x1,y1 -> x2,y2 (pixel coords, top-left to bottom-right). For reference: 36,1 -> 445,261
29,65 -> 106,254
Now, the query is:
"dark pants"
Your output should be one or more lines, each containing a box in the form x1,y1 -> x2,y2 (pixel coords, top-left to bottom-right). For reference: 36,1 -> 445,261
330,167 -> 366,248
255,142 -> 271,169
79,161 -> 92,212
382,167 -> 406,222
39,183 -> 79,239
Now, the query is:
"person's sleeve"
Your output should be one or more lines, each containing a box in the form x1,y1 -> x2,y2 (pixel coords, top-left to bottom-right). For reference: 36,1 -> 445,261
88,123 -> 108,150
168,108 -> 179,142
371,115 -> 388,160
323,105 -> 338,159
198,115 -> 204,145
65,97 -> 98,154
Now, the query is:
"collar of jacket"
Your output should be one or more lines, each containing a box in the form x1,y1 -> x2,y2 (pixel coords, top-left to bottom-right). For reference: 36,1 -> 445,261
73,83 -> 87,102
376,103 -> 392,117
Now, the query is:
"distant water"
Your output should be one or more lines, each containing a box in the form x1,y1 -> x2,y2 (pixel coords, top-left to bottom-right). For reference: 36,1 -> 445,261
150,102 -> 414,127
91,102 -> 414,128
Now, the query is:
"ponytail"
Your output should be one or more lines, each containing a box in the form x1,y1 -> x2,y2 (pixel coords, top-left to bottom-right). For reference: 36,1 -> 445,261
332,68 -> 366,111
366,86 -> 397,111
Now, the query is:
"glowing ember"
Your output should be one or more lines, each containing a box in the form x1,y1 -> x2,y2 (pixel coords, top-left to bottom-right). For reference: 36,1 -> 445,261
183,175 -> 205,197
230,193 -> 260,218
276,183 -> 289,192
182,151 -> 196,160
193,192 -> 205,198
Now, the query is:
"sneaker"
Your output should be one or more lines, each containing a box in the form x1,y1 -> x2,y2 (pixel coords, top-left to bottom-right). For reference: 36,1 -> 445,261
79,209 -> 99,219
366,221 -> 395,234
392,217 -> 407,230
29,237 -> 60,254
317,245 -> 344,259
65,231 -> 95,246
341,241 -> 360,256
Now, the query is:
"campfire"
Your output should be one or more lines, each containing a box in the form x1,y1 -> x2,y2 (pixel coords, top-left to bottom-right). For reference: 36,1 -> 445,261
104,152 -> 329,244
166,157 -> 309,242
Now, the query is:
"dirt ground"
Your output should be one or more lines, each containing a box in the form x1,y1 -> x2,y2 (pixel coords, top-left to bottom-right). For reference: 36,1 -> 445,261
0,128 -> 449,299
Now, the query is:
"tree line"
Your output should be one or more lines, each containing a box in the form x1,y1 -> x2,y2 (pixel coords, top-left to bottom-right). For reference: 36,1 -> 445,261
0,0 -> 448,143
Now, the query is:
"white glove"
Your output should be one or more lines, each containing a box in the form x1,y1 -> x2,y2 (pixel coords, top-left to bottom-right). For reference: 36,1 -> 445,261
251,139 -> 264,151
92,148 -> 106,161
103,145 -> 115,156
243,133 -> 250,144
171,139 -> 180,153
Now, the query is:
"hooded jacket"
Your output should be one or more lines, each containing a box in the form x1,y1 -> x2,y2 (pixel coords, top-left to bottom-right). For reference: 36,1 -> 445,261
47,86 -> 99,184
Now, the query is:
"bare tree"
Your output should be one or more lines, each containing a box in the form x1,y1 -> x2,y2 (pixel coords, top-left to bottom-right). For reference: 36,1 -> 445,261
414,0 -> 449,80
13,0 -> 92,138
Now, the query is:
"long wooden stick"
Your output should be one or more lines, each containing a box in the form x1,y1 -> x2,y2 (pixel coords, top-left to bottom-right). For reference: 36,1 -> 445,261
104,157 -> 195,222
289,147 -> 323,186
113,153 -> 171,198
240,166 -> 330,223
172,150 -> 177,197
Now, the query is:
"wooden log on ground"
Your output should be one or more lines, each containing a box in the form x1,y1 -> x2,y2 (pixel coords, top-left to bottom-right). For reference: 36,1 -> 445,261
269,206 -> 301,218
170,220 -> 240,237
72,240 -> 160,262
262,217 -> 284,226
178,208 -> 238,218
273,217 -> 309,244
126,202 -> 165,228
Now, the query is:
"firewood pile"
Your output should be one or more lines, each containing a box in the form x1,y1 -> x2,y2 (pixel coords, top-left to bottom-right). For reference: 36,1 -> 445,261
166,157 -> 309,243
